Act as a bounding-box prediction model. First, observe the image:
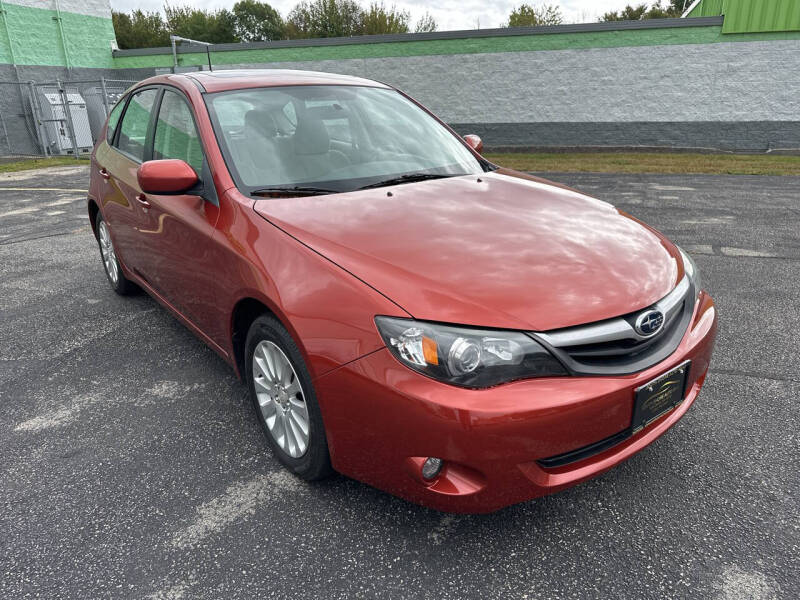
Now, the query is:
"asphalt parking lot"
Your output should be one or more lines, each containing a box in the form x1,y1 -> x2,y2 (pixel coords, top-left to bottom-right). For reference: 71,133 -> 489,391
1,164 -> 798,599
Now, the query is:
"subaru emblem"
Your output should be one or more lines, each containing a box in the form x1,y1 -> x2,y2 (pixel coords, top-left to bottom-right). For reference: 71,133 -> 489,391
635,309 -> 664,337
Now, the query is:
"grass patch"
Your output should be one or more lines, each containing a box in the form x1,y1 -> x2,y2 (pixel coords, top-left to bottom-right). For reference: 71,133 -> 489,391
0,156 -> 89,173
3,153 -> 798,176
483,152 -> 800,176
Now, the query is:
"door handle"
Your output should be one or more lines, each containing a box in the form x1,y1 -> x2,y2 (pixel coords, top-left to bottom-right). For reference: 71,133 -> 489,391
136,193 -> 151,208
99,168 -> 110,180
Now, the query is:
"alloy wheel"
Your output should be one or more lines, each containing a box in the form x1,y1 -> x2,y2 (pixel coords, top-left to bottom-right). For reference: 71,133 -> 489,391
98,220 -> 119,285
252,340 -> 310,458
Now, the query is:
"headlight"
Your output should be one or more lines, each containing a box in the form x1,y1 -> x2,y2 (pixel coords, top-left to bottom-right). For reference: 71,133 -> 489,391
678,246 -> 702,294
375,317 -> 567,388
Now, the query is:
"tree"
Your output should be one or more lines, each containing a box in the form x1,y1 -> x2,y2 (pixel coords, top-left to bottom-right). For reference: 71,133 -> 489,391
164,3 -> 239,44
507,3 -> 564,27
601,3 -> 647,21
286,0 -> 363,38
414,12 -> 437,33
601,1 -> 683,22
232,1 -> 285,41
112,10 -> 170,49
657,0 -> 689,16
360,3 -> 410,35
112,0 -> 441,48
671,0 -> 691,13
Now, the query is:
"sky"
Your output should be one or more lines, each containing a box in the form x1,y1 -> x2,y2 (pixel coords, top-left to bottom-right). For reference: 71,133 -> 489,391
108,1 -> 650,32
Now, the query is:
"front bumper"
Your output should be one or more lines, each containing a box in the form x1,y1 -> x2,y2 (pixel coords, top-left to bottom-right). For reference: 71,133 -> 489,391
314,291 -> 718,513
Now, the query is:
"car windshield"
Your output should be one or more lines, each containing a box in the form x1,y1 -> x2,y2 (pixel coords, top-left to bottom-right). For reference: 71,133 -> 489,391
205,85 -> 485,195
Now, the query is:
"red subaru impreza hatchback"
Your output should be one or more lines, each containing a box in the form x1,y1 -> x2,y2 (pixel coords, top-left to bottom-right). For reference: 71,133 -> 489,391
88,70 -> 717,512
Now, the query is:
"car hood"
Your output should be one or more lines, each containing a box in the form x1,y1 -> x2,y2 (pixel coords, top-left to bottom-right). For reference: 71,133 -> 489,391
253,171 -> 682,331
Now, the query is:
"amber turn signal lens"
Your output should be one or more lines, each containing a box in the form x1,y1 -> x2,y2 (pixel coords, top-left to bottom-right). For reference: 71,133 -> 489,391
422,336 -> 439,365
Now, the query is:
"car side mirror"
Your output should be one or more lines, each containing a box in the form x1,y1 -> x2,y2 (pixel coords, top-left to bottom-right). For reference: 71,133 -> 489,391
463,134 -> 483,153
137,159 -> 198,195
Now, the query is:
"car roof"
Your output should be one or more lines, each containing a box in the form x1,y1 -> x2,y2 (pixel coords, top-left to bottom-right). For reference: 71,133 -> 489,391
180,69 -> 391,93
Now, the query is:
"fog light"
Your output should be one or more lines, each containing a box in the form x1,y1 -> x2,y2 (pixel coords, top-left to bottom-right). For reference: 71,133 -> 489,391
421,457 -> 444,480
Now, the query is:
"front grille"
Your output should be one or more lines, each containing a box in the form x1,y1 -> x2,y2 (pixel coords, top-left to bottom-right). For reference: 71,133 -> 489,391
531,277 -> 695,376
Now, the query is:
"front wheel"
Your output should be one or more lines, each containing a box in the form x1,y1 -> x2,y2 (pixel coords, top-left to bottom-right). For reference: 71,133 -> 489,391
245,315 -> 332,480
95,213 -> 137,295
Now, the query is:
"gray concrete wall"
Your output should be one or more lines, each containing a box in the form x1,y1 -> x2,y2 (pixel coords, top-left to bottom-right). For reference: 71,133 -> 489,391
224,39 -> 800,152
2,33 -> 798,153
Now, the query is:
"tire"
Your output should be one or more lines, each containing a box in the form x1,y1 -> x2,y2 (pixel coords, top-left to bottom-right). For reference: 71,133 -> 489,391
95,212 -> 137,295
245,314 -> 332,480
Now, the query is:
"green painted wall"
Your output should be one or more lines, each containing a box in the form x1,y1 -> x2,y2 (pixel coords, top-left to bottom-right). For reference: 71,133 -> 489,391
1,1 -> 798,72
111,25 -> 800,69
687,0 -> 800,32
0,2 -> 116,68
722,0 -> 800,33
687,0 -> 725,17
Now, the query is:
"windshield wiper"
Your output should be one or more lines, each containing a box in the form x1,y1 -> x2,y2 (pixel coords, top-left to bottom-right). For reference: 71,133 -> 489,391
357,173 -> 457,191
251,186 -> 339,197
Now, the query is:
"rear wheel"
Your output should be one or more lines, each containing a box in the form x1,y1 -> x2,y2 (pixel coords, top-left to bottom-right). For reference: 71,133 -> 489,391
95,213 -> 137,295
245,315 -> 332,480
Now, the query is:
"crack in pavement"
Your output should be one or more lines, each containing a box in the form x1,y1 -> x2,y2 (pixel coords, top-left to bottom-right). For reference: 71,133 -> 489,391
708,368 -> 800,385
0,187 -> 88,192
0,228 -> 86,246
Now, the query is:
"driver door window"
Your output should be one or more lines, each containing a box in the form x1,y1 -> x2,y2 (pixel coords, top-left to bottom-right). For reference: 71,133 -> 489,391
153,90 -> 204,174
116,89 -> 158,162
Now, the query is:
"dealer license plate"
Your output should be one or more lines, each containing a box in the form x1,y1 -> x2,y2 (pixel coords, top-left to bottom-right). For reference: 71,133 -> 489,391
632,360 -> 690,433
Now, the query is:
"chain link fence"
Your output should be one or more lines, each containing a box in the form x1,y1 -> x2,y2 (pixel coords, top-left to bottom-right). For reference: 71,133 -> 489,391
0,79 -> 138,160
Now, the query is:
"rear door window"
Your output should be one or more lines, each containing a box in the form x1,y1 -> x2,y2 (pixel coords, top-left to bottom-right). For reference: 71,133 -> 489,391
116,88 -> 158,162
153,90 -> 204,174
106,99 -> 125,144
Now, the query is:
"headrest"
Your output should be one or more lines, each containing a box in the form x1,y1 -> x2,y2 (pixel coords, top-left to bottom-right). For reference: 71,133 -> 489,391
293,117 -> 330,155
244,110 -> 277,139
